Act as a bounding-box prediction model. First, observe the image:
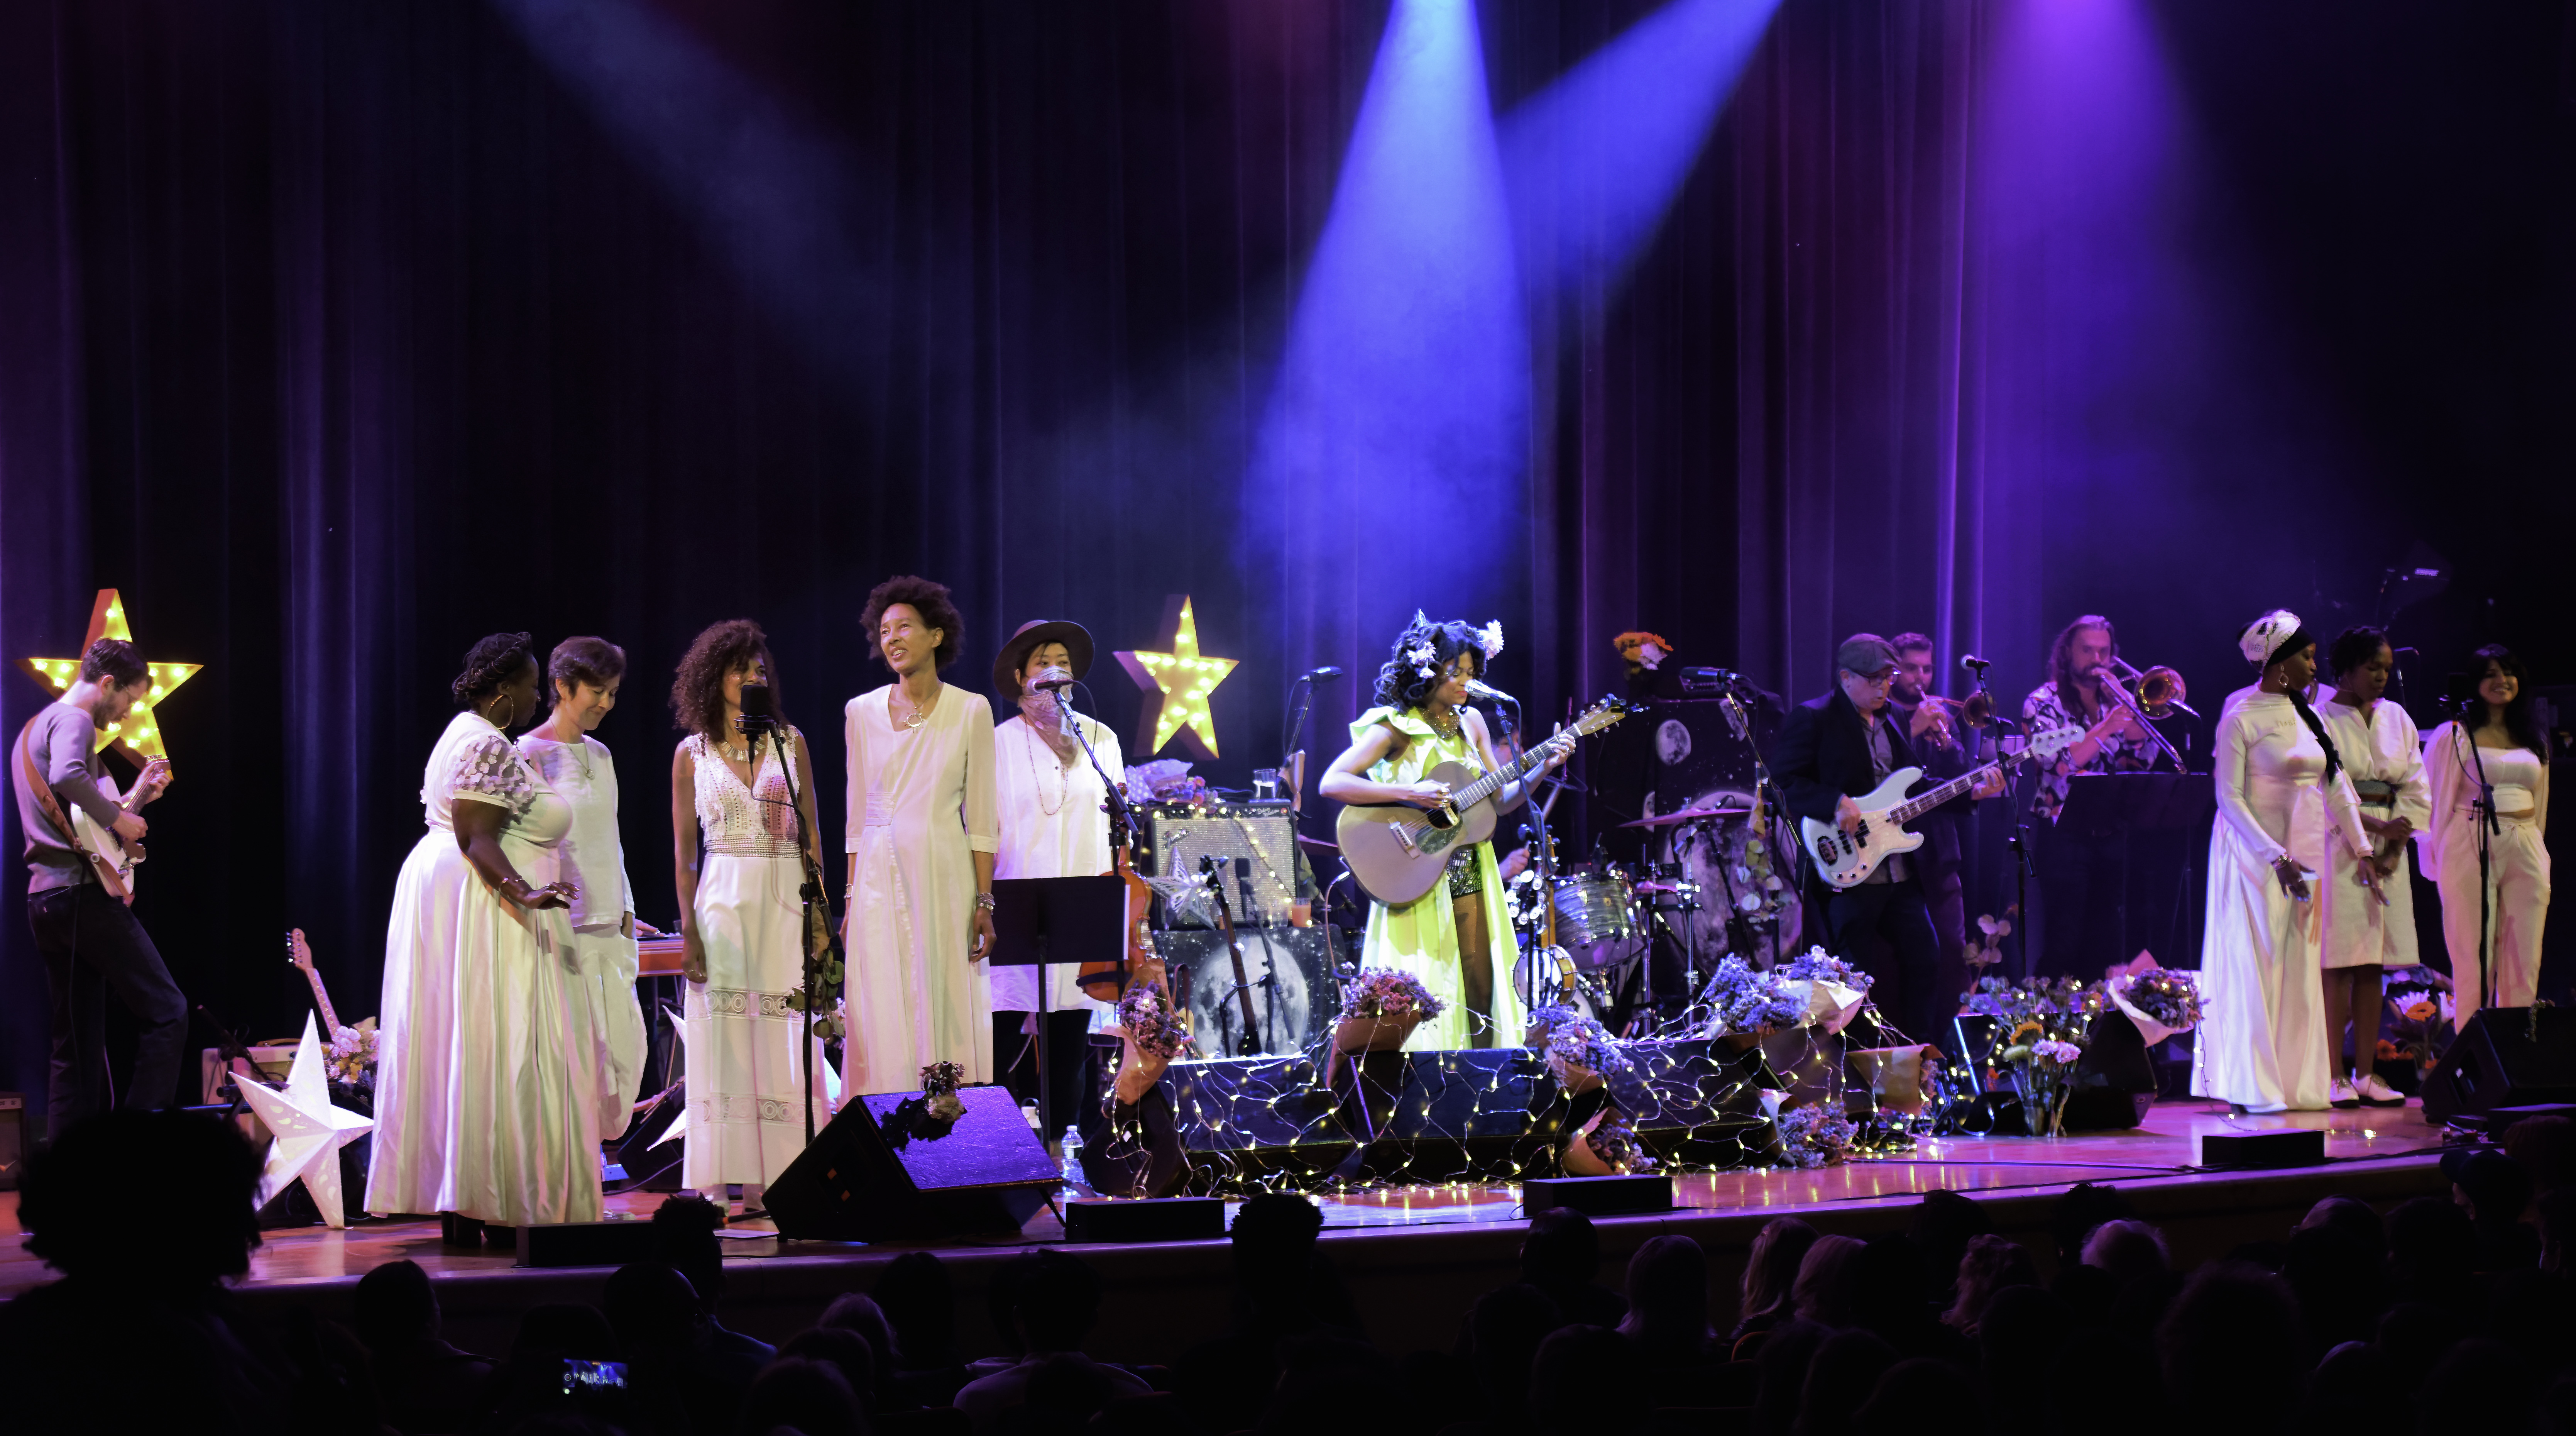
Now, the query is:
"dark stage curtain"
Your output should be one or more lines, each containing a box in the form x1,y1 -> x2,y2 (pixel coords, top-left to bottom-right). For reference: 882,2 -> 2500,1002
1,0 -> 2569,1106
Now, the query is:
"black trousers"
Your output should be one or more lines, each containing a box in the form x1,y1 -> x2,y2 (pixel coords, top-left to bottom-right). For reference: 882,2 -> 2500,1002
1825,875 -> 1945,1053
29,882 -> 188,1131
990,1009 -> 1095,1138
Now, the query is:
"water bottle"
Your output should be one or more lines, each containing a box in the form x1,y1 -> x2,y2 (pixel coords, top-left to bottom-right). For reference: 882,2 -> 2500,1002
1059,1126 -> 1086,1194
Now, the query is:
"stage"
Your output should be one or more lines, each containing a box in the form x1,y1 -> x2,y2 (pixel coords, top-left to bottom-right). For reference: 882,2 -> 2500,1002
0,1096 -> 2454,1360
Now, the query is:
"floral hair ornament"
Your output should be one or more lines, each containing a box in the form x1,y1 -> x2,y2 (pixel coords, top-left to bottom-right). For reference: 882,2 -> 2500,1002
1479,620 -> 1505,661
2238,609 -> 2304,669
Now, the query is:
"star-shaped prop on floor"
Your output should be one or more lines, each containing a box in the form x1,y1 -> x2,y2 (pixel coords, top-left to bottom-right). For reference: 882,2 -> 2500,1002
15,588 -> 202,764
1116,595 -> 1238,760
238,1013 -> 375,1228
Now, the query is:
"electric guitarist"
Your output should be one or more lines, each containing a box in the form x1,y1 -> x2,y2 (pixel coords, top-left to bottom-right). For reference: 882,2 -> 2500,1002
1319,615 -> 1574,1050
1773,634 -> 2003,1054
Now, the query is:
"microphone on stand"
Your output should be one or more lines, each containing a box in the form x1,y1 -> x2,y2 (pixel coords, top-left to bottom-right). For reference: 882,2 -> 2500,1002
1300,666 -> 1345,682
1463,677 -> 1517,703
1959,654 -> 1992,672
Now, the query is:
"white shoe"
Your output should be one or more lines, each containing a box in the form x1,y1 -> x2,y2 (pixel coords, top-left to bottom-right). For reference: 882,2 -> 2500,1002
2355,1073 -> 2406,1107
2329,1077 -> 2360,1109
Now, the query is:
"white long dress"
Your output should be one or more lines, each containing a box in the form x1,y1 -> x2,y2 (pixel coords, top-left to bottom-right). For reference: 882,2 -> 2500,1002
2316,699 -> 2429,970
2420,723 -> 2552,1030
518,732 -> 646,1137
367,712 -> 601,1226
680,730 -> 835,1189
989,710 -> 1124,1015
844,685 -> 999,1094
2192,688 -> 2368,1113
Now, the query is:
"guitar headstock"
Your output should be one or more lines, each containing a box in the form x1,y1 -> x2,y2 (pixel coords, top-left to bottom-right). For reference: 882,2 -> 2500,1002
2026,725 -> 2087,761
288,928 -> 316,975
1568,697 -> 1633,736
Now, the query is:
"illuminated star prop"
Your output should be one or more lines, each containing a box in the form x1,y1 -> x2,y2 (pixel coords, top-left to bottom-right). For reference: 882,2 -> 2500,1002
15,588 -> 202,764
238,1013 -> 376,1228
1116,595 -> 1238,760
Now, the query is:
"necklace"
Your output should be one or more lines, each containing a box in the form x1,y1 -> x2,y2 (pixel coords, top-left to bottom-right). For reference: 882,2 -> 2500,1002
894,685 -> 939,730
1022,721 -> 1072,816
1424,706 -> 1462,740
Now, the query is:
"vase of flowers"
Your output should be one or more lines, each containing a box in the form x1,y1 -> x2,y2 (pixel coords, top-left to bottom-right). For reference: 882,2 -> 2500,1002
1334,968 -> 1445,1053
1963,975 -> 2102,1138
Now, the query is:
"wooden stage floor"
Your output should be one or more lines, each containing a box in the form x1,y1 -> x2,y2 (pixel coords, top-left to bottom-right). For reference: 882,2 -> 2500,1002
0,1096 -> 2456,1357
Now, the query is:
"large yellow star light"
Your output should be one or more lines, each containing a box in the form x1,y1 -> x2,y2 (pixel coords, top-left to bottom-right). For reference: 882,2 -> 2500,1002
1115,595 -> 1238,761
15,589 -> 202,764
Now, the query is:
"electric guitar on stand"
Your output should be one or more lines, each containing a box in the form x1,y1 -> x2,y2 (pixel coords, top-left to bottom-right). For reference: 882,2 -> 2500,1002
1338,697 -> 1630,905
1800,726 -> 2084,889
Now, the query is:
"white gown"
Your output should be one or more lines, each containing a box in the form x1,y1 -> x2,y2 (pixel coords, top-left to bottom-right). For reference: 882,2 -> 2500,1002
680,730 -> 835,1188
2419,723 -> 2552,1030
367,712 -> 601,1226
519,732 -> 646,1136
989,711 -> 1123,1015
2316,699 -> 2429,970
843,685 -> 999,1094
2193,689 -> 2368,1113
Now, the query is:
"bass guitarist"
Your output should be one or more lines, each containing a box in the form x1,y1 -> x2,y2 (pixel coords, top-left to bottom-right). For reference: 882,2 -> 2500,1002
1773,634 -> 2001,1054
1320,615 -> 1571,1050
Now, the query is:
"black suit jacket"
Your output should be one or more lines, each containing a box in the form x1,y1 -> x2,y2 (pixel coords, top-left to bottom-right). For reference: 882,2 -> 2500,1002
1773,687 -> 1970,831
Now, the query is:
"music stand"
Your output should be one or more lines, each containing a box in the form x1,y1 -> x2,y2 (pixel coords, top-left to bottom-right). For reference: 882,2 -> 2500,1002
988,875 -> 1130,1146
2058,774 -> 2217,965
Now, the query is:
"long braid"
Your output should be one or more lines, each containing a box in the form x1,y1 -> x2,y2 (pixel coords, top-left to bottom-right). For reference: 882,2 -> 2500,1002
2283,687 -> 2342,785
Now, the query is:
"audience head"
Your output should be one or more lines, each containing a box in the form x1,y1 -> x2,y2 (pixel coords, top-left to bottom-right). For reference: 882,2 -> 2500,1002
353,1258 -> 441,1353
1519,1206 -> 1604,1294
2080,1218 -> 2171,1288
603,1262 -> 706,1360
871,1250 -> 957,1370
736,1356 -> 865,1436
779,1326 -> 876,1411
1529,1325 -> 1646,1434
819,1292 -> 899,1389
1742,1216 -> 1822,1323
1466,1284 -> 1560,1419
2297,1196 -> 2386,1250
2417,1339 -> 2539,1436
19,1110 -> 264,1292
650,1192 -> 730,1316
2504,1115 -> 2576,1196
2050,1181 -> 2136,1266
2387,1194 -> 2479,1298
1910,1189 -> 1994,1298
1854,1357 -> 1984,1436
2541,1188 -> 2576,1274
1796,1328 -> 1898,1436
1942,1234 -> 2038,1333
1976,1285 -> 2070,1382
1846,1233 -> 1934,1341
2157,1263 -> 2306,1430
1618,1234 -> 1713,1352
1792,1234 -> 1867,1328
999,1248 -> 1106,1354
2284,1222 -> 2387,1348
2445,1148 -> 2535,1228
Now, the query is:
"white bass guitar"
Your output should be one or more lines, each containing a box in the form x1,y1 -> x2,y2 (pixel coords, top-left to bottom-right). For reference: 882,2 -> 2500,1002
1800,725 -> 2083,889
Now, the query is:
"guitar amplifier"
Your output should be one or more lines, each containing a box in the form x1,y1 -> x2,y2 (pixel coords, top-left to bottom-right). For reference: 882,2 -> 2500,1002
1137,803 -> 1301,926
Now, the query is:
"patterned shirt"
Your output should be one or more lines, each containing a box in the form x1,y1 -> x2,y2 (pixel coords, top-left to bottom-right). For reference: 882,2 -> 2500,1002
2021,679 -> 2156,823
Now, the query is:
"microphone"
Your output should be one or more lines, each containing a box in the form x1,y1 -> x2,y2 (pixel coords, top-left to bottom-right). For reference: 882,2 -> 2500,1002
1463,677 -> 1516,702
1959,655 -> 1992,672
1029,667 -> 1077,693
1300,666 -> 1345,682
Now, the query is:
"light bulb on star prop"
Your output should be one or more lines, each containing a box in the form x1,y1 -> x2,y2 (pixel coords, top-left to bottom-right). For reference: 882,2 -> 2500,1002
14,588 -> 201,765
237,1013 -> 375,1228
1116,594 -> 1238,761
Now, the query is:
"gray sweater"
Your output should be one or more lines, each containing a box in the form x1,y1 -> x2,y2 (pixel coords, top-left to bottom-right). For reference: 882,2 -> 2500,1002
14,702 -> 127,894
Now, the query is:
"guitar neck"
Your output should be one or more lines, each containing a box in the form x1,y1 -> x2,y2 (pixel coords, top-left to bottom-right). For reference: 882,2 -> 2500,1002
1452,746 -> 1543,811
1887,759 -> 2003,825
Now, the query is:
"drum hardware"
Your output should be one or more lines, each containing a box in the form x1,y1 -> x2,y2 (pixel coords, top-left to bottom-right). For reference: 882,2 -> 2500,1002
1616,804 -> 1752,830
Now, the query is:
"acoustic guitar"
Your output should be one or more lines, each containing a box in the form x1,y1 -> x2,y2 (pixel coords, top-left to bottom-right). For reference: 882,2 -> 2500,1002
1336,697 -> 1629,906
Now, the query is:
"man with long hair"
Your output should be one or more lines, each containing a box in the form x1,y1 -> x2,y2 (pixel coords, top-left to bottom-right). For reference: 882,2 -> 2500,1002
2018,615 -> 2158,977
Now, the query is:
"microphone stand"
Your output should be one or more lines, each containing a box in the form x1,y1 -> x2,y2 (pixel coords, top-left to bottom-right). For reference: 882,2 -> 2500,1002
2448,710 -> 2498,1024
1052,684 -> 1135,1144
736,708 -> 839,1146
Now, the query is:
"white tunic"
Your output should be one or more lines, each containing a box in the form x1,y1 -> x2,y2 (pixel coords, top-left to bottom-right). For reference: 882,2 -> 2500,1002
2192,689 -> 2368,1113
367,712 -> 599,1226
518,733 -> 647,1135
989,710 -> 1125,1014
2315,699 -> 2429,969
843,685 -> 999,1094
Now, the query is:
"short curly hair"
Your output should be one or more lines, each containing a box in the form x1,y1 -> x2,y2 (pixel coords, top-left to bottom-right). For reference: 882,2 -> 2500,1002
2327,625 -> 2388,680
861,575 -> 964,672
451,632 -> 536,708
671,619 -> 777,741
1372,616 -> 1484,711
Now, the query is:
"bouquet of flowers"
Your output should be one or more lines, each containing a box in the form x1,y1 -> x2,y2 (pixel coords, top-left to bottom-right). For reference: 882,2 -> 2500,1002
1962,974 -> 2102,1025
920,1060 -> 967,1121
325,1023 -> 377,1089
1781,950 -> 1872,992
1340,968 -> 1446,1021
1963,976 -> 2101,1137
1702,955 -> 1803,1039
1573,1109 -> 1656,1175
1780,948 -> 1873,1033
1115,982 -> 1191,1060
1527,1004 -> 1633,1090
1775,1103 -> 1858,1169
2382,965 -> 2456,1078
2109,958 -> 2202,1046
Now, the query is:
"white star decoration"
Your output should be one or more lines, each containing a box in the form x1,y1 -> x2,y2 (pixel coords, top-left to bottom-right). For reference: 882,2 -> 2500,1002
239,1013 -> 375,1228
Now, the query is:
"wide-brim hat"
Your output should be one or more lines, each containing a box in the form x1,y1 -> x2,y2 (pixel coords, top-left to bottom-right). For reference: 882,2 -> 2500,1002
994,619 -> 1094,700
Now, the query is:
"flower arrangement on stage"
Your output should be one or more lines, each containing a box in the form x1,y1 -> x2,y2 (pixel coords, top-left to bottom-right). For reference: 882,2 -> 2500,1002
1962,973 -> 2103,1024
1116,982 -> 1191,1060
1781,950 -> 1872,992
1340,968 -> 1446,1022
920,1060 -> 968,1122
2109,959 -> 2202,1045
2382,965 -> 2456,1078
324,1024 -> 377,1089
1962,976 -> 2102,1137
1576,1109 -> 1656,1175
1703,955 -> 1803,1039
1527,1004 -> 1633,1090
1780,948 -> 1873,1033
1775,1102 -> 1857,1169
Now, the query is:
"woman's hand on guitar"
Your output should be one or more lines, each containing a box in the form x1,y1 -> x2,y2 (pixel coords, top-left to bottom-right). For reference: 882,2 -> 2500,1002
1537,729 -> 1577,771
1399,778 -> 1451,809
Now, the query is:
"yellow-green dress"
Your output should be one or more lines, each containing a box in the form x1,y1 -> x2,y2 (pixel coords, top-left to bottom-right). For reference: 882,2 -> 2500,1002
1351,705 -> 1529,1050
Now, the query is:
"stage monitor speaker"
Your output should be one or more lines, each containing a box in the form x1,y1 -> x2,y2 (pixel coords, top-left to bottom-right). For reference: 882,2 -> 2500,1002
2422,1007 -> 2576,1127
767,1084 -> 1060,1241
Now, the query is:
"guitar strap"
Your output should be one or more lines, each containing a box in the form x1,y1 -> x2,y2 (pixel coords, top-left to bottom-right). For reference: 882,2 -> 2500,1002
13,710 -> 129,902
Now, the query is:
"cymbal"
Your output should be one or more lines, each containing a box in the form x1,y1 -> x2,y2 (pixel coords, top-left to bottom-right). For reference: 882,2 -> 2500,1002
1296,833 -> 1341,856
1617,805 -> 1751,830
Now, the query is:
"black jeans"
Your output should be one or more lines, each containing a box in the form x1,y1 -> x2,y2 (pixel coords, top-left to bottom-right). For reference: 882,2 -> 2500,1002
29,882 -> 188,1131
1826,875 -> 1945,1053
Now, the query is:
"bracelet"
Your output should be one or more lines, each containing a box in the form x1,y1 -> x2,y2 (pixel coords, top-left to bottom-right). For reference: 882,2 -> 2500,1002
973,891 -> 996,913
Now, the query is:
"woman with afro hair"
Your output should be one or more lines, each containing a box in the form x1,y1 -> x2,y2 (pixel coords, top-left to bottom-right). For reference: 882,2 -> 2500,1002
842,576 -> 1000,1091
1318,615 -> 1571,1048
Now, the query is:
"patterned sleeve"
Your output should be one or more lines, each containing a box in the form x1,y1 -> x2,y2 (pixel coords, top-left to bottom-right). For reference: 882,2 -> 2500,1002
450,732 -> 535,811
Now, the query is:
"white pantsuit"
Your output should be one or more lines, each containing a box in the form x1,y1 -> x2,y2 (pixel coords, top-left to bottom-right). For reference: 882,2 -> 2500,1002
2420,723 -> 2551,1032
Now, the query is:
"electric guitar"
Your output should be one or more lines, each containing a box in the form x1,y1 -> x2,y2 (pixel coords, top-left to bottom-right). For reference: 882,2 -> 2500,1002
287,928 -> 370,1035
1337,697 -> 1631,906
1799,725 -> 2084,889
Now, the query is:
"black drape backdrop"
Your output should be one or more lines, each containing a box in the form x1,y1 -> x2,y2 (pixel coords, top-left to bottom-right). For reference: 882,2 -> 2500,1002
2,0 -> 2568,1107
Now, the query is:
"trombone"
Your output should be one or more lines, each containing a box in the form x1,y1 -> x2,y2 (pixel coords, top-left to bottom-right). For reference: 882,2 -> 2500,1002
2092,657 -> 2194,771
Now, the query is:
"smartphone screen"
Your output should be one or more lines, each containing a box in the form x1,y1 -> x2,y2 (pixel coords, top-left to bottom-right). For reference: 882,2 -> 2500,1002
563,1358 -> 629,1396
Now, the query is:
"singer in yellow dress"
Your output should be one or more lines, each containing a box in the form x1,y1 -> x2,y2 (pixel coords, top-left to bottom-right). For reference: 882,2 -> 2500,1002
1319,615 -> 1569,1049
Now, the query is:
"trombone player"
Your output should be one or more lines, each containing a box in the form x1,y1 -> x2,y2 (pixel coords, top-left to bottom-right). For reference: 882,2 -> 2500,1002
2020,615 -> 2178,977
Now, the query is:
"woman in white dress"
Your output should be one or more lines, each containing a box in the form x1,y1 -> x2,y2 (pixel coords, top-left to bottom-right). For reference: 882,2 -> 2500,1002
988,619 -> 1124,1123
367,633 -> 595,1226
844,576 -> 999,1094
2316,627 -> 2427,1110
669,620 -> 832,1214
2194,611 -> 2372,1115
518,636 -> 648,1139
2420,644 -> 2552,1033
